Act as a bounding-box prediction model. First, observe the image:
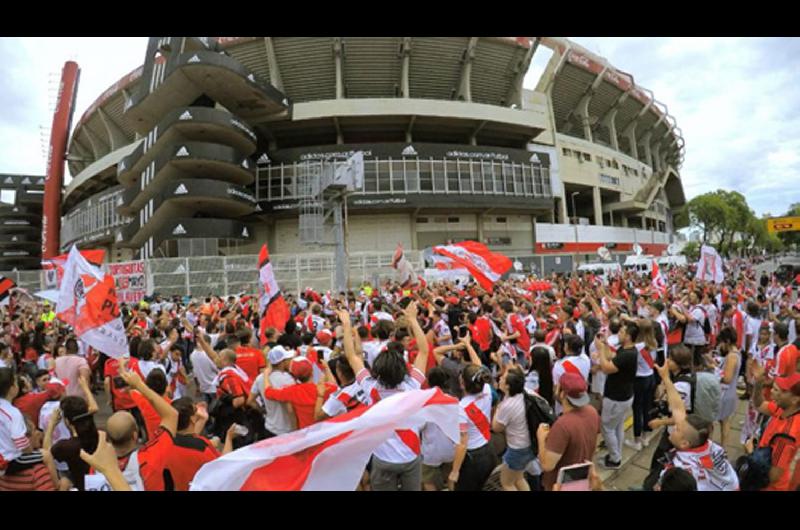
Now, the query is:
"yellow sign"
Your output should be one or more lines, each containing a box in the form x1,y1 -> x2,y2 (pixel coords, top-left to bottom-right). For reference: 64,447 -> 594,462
767,216 -> 800,233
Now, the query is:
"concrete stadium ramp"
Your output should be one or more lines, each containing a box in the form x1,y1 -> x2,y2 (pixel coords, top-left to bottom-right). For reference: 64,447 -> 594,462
117,106 -> 258,188
117,141 -> 255,215
117,178 -> 256,248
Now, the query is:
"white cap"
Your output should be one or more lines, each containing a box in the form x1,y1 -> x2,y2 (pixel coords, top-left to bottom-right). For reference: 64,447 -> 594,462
268,345 -> 296,365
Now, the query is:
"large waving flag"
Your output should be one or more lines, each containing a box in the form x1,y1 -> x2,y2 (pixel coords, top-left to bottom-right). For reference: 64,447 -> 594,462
190,388 -> 458,491
651,259 -> 667,295
432,241 -> 512,292
258,243 -> 291,343
42,249 -> 105,288
56,246 -> 128,358
0,275 -> 16,307
695,244 -> 724,284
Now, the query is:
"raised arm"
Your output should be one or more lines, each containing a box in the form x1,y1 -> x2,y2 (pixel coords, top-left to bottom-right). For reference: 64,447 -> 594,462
460,332 -> 482,367
654,361 -> 686,424
118,358 -> 178,436
336,309 -> 364,375
195,330 -> 222,368
78,375 -> 99,414
405,302 -> 429,374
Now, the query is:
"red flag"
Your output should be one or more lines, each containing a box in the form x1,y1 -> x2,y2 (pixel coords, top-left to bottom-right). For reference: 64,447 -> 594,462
258,243 -> 291,344
651,259 -> 667,295
432,241 -> 512,293
0,275 -> 16,306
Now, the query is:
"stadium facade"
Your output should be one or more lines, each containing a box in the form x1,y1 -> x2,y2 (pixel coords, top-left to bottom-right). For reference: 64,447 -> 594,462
0,174 -> 45,270
56,37 -> 686,272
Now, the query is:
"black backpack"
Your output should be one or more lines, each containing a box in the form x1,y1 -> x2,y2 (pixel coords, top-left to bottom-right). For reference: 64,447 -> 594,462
524,391 -> 556,453
693,306 -> 712,336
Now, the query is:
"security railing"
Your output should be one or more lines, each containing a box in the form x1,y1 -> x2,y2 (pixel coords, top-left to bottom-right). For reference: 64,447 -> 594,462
256,157 -> 552,202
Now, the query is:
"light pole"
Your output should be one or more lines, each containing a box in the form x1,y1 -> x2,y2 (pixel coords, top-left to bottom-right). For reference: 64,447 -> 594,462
570,191 -> 580,225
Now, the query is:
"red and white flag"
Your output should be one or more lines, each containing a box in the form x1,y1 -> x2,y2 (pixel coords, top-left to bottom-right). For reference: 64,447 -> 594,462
695,244 -> 724,284
651,259 -> 667,295
189,388 -> 458,491
432,241 -> 512,292
56,246 -> 128,358
258,243 -> 291,343
42,249 -> 105,288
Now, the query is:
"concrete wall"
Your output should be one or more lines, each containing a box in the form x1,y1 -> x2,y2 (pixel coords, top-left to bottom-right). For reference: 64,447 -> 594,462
536,223 -> 670,244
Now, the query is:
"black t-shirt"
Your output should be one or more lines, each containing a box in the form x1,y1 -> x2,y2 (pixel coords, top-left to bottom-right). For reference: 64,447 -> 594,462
603,347 -> 638,401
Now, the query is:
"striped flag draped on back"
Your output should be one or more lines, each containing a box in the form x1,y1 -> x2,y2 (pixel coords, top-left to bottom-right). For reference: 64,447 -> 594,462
189,388 -> 458,491
258,243 -> 290,344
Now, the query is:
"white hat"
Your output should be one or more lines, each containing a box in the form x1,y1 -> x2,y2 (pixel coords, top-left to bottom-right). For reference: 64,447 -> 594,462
268,345 -> 296,365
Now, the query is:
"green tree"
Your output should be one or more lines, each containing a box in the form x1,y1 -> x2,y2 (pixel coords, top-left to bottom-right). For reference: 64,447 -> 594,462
686,193 -> 729,245
681,240 -> 700,261
714,190 -> 752,257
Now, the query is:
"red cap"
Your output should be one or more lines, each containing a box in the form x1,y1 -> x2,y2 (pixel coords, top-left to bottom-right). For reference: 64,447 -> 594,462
446,296 -> 459,306
559,372 -> 590,407
290,357 -> 314,380
316,330 -> 333,345
775,373 -> 800,397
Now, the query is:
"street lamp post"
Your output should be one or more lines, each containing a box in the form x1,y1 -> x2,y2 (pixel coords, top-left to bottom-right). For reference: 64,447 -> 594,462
570,191 -> 580,225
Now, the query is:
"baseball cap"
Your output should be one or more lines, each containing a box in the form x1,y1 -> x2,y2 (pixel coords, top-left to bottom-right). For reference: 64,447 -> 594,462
316,330 -> 333,345
268,345 -> 296,365
290,356 -> 313,380
559,372 -> 590,407
775,373 -> 800,397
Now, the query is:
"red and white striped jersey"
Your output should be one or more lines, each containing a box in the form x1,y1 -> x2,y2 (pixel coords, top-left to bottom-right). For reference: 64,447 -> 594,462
322,381 -> 369,418
458,383 -> 493,450
635,342 -> 655,377
0,398 -> 29,469
357,367 -> 425,463
433,319 -> 453,346
553,353 -> 591,384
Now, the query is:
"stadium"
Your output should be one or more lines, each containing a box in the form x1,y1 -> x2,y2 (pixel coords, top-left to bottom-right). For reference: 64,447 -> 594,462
23,37 -> 687,292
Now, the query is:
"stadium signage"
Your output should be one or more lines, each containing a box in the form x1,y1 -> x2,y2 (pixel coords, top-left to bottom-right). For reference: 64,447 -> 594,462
446,150 -> 509,161
543,242 -> 563,250
107,260 -> 148,304
229,118 -> 257,142
300,150 -> 374,161
226,187 -> 256,203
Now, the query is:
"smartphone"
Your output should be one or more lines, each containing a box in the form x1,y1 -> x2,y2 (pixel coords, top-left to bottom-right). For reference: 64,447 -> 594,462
556,462 -> 592,491
233,424 -> 249,437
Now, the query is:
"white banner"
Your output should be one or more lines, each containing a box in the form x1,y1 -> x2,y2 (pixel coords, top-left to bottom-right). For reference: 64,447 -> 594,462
106,260 -> 148,304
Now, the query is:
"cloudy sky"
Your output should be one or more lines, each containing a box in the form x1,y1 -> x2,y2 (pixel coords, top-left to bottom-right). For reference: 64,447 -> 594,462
1,37 -> 798,217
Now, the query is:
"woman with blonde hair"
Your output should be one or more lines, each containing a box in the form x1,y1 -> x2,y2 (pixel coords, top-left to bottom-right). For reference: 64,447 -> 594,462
625,317 -> 658,451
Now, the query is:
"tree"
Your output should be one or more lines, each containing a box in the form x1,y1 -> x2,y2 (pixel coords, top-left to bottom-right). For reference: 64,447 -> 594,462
686,193 -> 729,245
681,241 -> 700,261
714,190 -> 752,257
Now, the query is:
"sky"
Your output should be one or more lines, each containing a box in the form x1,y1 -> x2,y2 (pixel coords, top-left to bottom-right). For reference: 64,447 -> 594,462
0,36 -> 799,217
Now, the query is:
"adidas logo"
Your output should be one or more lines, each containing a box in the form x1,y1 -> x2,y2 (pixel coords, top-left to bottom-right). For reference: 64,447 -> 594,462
529,153 -> 540,164
401,145 -> 417,156
241,227 -> 249,238
173,224 -> 187,235
254,204 -> 262,212
118,160 -> 126,172
247,73 -> 255,82
21,177 -> 31,184
117,196 -> 124,206
179,110 -> 193,120
3,177 -> 13,184
12,236 -> 17,241
282,98 -> 288,106
174,184 -> 188,195
241,159 -> 249,169
187,54 -> 200,64
116,232 -> 123,242
176,146 -> 189,157
174,264 -> 186,273
37,178 -> 44,185
257,153 -> 271,164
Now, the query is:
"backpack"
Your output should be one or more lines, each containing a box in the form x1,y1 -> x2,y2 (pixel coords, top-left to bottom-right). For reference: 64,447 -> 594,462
524,391 -> 556,453
693,306 -> 712,336
736,413 -> 799,491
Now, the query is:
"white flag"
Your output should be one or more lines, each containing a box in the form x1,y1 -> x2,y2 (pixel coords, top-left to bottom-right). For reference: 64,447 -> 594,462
695,245 -> 724,284
189,388 -> 458,491
56,246 -> 129,358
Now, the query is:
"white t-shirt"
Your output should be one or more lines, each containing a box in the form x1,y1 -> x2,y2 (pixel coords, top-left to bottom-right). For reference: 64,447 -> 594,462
190,349 -> 219,394
634,342 -> 655,377
495,393 -> 531,449
745,317 -> 762,356
458,383 -> 493,451
684,306 -> 707,345
357,366 -> 425,463
363,340 -> 389,368
434,320 -> 453,346
38,401 -> 71,447
0,398 -> 28,466
421,422 -> 456,466
589,333 -> 619,395
253,371 -> 296,435
138,360 -> 166,380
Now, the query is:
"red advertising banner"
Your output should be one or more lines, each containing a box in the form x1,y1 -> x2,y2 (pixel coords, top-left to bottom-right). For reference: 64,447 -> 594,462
42,61 -> 80,259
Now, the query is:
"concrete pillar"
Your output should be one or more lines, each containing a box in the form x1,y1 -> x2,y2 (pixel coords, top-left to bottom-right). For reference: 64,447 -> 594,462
577,95 -> 593,142
333,38 -> 344,99
593,186 -> 603,226
624,121 -> 638,160
641,131 -> 653,167
457,38 -> 478,102
558,183 -> 569,224
477,213 -> 484,243
602,109 -> 619,151
653,143 -> 661,172
621,215 -> 628,228
400,37 -> 411,98
410,213 -> 418,249
263,37 -> 284,91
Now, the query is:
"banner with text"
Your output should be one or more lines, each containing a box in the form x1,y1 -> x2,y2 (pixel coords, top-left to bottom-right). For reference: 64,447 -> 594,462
106,260 -> 148,304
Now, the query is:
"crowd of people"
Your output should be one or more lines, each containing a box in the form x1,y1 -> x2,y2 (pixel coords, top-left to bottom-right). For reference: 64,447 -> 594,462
1,255 -> 799,491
